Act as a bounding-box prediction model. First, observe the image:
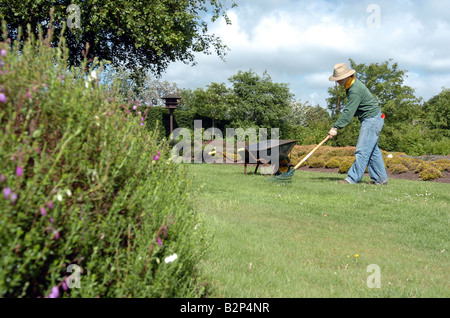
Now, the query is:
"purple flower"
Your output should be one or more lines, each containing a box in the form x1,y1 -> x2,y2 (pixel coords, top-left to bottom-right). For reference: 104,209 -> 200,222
152,155 -> 159,161
48,286 -> 59,298
50,217 -> 54,223
3,187 -> 11,199
157,238 -> 162,246
0,174 -> 5,183
9,193 -> 17,204
157,151 -> 161,156
26,90 -> 32,99
1,49 -> 6,57
62,280 -> 68,291
16,166 -> 23,177
0,93 -> 6,103
53,231 -> 59,240
47,201 -> 53,210
40,207 -> 47,216
133,105 -> 137,110
140,123 -> 144,126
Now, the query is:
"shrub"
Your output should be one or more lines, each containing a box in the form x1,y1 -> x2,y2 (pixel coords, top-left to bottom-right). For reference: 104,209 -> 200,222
338,161 -> 353,174
431,159 -> 450,171
415,162 -> 432,173
325,158 -> 341,169
308,157 -> 326,168
0,24 -> 207,297
385,157 -> 404,168
419,167 -> 443,181
388,164 -> 409,174
401,158 -> 422,170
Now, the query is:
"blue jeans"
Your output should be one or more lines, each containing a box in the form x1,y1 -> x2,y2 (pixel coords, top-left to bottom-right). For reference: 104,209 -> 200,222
345,112 -> 388,184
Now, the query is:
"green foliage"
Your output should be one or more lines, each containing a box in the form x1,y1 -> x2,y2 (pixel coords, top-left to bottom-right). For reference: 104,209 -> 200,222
0,0 -> 236,75
228,70 -> 294,128
422,88 -> 450,132
0,23 -> 207,298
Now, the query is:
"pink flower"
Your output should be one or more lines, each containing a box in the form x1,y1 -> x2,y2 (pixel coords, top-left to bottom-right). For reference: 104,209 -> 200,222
62,280 -> 68,291
1,49 -> 6,57
152,155 -> 159,161
133,105 -> 137,110
3,187 -> 11,199
9,193 -> 17,204
50,217 -> 54,223
157,238 -> 162,246
40,207 -> 47,216
47,201 -> 53,210
53,231 -> 59,240
0,174 -> 5,183
26,90 -> 32,99
0,93 -> 6,103
48,286 -> 59,298
16,166 -> 23,177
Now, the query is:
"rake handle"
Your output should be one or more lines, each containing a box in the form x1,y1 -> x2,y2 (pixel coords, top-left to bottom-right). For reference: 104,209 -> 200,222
293,135 -> 330,170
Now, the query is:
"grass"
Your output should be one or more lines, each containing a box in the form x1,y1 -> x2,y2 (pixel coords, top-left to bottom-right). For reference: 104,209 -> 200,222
188,163 -> 449,298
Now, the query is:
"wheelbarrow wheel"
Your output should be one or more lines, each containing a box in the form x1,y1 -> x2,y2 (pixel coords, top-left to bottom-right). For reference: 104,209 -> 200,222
275,155 -> 292,175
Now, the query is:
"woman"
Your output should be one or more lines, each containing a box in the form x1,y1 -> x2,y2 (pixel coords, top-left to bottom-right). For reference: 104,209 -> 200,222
328,63 -> 388,185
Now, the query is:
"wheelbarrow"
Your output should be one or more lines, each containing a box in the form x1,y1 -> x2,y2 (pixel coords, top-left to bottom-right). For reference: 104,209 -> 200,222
237,139 -> 297,175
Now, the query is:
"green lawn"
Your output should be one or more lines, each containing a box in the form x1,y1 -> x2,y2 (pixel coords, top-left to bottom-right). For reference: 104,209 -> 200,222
188,163 -> 449,298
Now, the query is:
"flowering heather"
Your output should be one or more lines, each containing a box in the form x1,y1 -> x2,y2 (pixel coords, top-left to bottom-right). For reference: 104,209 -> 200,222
3,187 -> 11,199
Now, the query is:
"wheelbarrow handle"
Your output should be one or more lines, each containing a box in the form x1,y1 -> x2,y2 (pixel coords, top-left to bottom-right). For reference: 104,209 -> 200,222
293,135 -> 330,170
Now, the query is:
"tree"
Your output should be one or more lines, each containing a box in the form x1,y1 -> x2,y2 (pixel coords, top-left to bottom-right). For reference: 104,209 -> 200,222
289,100 -> 330,126
423,87 -> 450,134
0,0 -> 236,75
188,82 -> 232,128
228,70 -> 294,128
102,64 -> 180,106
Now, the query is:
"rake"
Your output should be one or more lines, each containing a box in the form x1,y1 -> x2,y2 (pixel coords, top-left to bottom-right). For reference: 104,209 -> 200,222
267,135 -> 331,182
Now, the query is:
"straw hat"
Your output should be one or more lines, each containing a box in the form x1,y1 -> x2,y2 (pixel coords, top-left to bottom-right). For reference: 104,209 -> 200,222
329,63 -> 356,81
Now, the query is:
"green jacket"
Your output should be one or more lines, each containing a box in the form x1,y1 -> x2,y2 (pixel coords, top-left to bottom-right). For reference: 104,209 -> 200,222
333,78 -> 381,130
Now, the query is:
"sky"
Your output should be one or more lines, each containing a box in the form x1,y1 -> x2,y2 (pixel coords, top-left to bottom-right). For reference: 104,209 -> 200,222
159,0 -> 450,108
